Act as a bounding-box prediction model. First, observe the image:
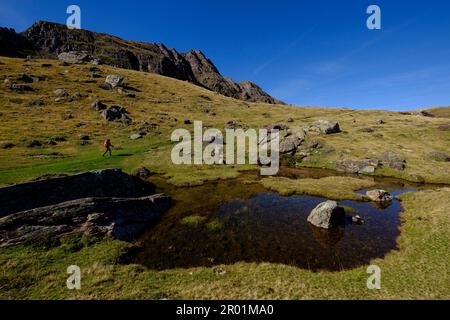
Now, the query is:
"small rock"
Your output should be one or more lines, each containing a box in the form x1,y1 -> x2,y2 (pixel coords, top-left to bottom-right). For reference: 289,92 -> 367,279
213,267 -> 226,276
17,73 -> 34,83
30,99 -> 45,107
287,118 -> 295,123
1,142 -> 15,149
9,84 -> 33,92
91,100 -> 107,111
361,127 -> 375,133
351,215 -> 365,225
133,167 -> 154,178
79,134 -> 90,141
366,189 -> 394,202
377,151 -> 406,171
307,201 -> 346,229
54,89 -> 68,97
105,75 -> 124,88
99,83 -> 112,90
308,140 -> 321,149
437,124 -> 450,131
428,151 -> 450,162
377,119 -> 386,125
24,140 -> 42,148
129,133 -> 142,140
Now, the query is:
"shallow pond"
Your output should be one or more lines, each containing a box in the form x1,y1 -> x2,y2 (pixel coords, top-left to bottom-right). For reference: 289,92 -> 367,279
135,168 -> 439,271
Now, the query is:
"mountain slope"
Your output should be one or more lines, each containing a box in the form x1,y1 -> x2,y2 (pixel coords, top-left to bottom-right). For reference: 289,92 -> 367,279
0,21 -> 283,104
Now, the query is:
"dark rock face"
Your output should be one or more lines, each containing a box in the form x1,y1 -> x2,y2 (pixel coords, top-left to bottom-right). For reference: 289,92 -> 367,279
2,21 -> 282,104
0,169 -> 155,217
0,194 -> 171,246
0,27 -> 34,57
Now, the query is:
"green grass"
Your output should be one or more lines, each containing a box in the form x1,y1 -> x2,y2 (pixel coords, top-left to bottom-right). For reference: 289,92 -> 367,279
260,176 -> 376,201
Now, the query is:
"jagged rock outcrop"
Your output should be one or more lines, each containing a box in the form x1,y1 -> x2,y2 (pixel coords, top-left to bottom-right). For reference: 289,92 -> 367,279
0,194 -> 171,247
1,21 -> 282,104
0,168 -> 154,217
0,169 -> 171,247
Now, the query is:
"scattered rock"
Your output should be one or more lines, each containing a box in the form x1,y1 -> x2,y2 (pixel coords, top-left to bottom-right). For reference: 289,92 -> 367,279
101,106 -> 132,125
279,135 -> 301,154
79,140 -> 91,146
377,151 -> 406,170
30,99 -> 44,107
105,74 -> 124,88
91,100 -> 107,111
63,114 -> 74,120
428,151 -> 450,162
309,120 -> 341,134
417,110 -> 434,117
336,159 -> 379,174
213,267 -> 226,276
351,215 -> 365,225
58,51 -> 93,64
24,140 -> 42,148
184,119 -> 192,125
225,120 -> 240,129
78,134 -> 90,141
287,118 -> 295,123
361,127 -> 375,133
265,124 -> 287,132
9,84 -> 33,92
129,133 -> 143,140
117,87 -> 135,98
437,124 -> 450,131
99,83 -> 112,90
307,201 -> 346,229
17,73 -> 34,83
10,98 -> 23,104
1,142 -> 15,149
366,190 -> 394,202
133,167 -> 154,178
377,119 -> 385,125
307,140 -> 321,149
53,88 -> 68,97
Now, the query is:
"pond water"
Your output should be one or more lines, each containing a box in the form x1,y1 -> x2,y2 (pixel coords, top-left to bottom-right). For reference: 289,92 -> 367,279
135,168 -> 439,271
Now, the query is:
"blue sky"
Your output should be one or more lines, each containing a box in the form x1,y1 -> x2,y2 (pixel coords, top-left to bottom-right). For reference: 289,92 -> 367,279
1,0 -> 450,110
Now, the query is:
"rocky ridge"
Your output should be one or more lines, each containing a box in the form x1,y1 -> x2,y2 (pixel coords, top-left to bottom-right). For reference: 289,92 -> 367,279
0,21 -> 283,104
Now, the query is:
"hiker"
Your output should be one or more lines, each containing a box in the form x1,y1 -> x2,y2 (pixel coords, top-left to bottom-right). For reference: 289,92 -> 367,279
103,138 -> 113,157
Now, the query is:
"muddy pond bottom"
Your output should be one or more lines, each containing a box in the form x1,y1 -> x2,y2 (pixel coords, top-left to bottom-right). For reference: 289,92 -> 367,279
136,187 -> 413,271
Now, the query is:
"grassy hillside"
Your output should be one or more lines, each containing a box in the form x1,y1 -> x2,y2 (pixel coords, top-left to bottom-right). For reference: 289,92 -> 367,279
0,56 -> 449,299
1,56 -> 449,186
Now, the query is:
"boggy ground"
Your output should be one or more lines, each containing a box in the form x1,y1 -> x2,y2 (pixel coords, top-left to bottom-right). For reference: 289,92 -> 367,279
0,57 -> 449,299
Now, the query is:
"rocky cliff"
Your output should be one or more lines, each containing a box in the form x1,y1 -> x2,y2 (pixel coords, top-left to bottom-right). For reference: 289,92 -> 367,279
1,21 -> 283,104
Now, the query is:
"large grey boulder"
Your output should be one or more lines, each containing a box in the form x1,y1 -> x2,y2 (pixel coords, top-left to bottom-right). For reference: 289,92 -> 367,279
310,120 -> 341,134
105,74 -> 124,88
307,201 -> 346,229
366,190 -> 393,202
279,135 -> 301,154
58,51 -> 92,64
